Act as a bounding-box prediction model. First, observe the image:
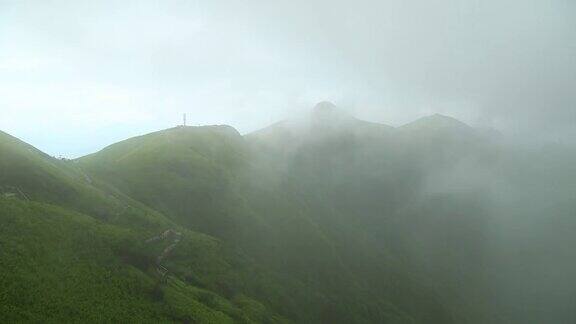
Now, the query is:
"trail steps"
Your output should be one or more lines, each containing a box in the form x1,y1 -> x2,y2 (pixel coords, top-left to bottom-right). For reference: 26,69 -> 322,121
145,229 -> 182,281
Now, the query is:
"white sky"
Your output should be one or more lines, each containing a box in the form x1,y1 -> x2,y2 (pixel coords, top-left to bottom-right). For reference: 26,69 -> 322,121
1,0 -> 574,157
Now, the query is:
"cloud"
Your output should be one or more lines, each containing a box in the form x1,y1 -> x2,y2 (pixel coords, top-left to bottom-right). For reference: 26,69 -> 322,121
0,57 -> 45,71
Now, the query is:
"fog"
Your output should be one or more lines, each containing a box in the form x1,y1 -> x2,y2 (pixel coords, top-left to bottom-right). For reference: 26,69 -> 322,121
1,1 -> 576,322
1,0 -> 574,156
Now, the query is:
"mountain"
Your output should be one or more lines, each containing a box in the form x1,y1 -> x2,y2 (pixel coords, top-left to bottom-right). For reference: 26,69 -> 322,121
78,122 -> 447,323
78,125 -> 249,234
245,105 -> 498,322
0,129 -> 118,216
76,103 -> 499,322
400,113 -> 472,133
0,130 -> 289,323
247,101 -> 395,152
0,103 -> 505,323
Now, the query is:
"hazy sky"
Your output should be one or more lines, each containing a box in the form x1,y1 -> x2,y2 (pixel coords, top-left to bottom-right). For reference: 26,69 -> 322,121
1,0 -> 574,157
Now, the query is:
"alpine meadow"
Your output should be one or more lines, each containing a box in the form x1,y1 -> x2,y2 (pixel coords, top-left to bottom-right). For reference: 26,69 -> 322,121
1,1 -> 575,323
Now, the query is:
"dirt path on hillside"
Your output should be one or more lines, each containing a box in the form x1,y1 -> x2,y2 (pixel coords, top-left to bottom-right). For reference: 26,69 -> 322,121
146,229 -> 182,279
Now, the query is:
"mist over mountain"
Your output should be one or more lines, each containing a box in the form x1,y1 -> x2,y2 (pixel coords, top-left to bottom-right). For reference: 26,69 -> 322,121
2,102 -> 575,323
1,0 -> 574,321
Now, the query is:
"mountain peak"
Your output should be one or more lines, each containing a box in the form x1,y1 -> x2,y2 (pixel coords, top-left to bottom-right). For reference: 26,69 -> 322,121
313,101 -> 337,112
165,124 -> 242,138
310,101 -> 352,124
401,113 -> 471,132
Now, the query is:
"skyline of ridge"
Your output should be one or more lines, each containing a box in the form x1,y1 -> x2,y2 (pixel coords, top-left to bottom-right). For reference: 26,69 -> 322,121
2,101 -> 475,158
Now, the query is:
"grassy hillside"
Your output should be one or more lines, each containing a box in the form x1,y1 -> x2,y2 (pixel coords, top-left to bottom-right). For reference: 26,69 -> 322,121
78,126 -> 256,237
0,198 -> 286,323
3,102 -> 576,322
0,130 -> 170,231
0,131 -> 288,323
0,105 -> 501,323
78,122 -> 456,323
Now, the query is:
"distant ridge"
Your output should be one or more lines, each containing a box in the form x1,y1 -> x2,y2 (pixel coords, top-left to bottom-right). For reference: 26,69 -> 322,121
400,113 -> 472,132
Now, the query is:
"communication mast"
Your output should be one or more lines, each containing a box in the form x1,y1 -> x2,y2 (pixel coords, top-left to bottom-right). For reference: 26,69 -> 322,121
183,113 -> 187,126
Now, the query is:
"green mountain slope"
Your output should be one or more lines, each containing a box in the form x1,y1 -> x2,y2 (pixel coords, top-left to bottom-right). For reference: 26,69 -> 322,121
0,103 -> 502,323
0,130 -> 170,231
3,102 -> 576,323
77,114 -> 457,323
0,131 -> 288,323
0,197 -> 284,323
78,125 -> 254,237
246,103 -> 500,322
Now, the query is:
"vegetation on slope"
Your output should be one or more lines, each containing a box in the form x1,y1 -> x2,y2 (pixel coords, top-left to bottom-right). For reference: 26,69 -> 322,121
0,131 -> 288,323
0,198 -> 280,323
0,104 -> 509,323
78,120 -> 458,322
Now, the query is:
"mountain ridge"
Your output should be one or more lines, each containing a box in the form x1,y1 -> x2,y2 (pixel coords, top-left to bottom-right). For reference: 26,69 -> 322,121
0,102 -> 494,323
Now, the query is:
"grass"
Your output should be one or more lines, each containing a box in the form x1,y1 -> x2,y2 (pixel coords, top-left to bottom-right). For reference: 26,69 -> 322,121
0,197 -> 288,323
